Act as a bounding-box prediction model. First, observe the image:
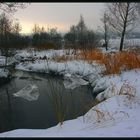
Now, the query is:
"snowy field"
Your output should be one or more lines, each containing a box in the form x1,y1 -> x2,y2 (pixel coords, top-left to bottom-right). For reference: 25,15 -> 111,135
109,38 -> 140,48
100,38 -> 140,53
0,38 -> 140,137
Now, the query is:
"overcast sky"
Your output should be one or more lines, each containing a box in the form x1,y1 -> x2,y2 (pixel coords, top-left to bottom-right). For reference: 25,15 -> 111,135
14,3 -> 105,34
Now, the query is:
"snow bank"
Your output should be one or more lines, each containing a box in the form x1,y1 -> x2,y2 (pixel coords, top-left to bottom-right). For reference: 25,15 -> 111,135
63,74 -> 89,89
14,51 -> 32,61
15,49 -> 74,61
0,69 -> 140,137
15,49 -> 105,89
16,59 -> 105,90
16,60 -> 105,79
93,75 -> 122,99
0,56 -> 16,66
0,68 -> 9,78
94,69 -> 140,101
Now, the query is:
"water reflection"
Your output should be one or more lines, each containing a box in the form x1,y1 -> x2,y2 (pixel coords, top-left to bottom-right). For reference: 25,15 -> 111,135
0,70 -> 94,133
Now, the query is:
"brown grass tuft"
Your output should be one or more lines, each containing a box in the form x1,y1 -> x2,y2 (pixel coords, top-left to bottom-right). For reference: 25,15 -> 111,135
52,48 -> 140,75
78,49 -> 140,75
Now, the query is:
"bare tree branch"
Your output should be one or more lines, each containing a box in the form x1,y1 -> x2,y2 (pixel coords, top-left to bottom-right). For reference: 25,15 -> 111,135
106,2 -> 138,51
0,3 -> 29,14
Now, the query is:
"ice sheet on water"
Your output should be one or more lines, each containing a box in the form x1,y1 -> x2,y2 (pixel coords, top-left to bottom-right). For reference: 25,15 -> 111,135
63,75 -> 89,90
13,84 -> 40,101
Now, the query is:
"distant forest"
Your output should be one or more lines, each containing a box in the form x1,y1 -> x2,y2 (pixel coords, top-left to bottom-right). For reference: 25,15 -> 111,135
0,2 -> 140,53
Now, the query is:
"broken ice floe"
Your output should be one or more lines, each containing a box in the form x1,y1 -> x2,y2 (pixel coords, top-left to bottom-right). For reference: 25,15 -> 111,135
63,75 -> 89,90
13,84 -> 40,101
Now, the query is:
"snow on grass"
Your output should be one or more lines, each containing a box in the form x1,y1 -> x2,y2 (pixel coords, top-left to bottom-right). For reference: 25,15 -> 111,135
15,49 -> 74,61
0,69 -> 140,137
94,69 -> 140,101
16,60 -> 105,77
0,56 -> 16,66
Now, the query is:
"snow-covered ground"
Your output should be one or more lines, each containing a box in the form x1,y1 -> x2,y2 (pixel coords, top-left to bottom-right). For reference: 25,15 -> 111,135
16,60 -> 105,77
0,39 -> 140,137
110,38 -> 140,48
100,38 -> 140,53
15,49 -> 73,61
0,69 -> 140,137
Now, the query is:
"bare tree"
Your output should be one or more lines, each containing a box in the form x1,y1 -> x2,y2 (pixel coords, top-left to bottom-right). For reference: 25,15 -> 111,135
101,11 -> 109,51
0,3 -> 27,14
76,15 -> 87,48
32,24 -> 41,34
107,3 -> 138,51
13,21 -> 22,35
0,13 -> 13,69
0,3 -> 28,69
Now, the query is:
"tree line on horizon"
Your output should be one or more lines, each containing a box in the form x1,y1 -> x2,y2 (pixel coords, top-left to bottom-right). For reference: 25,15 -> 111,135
0,2 -> 140,56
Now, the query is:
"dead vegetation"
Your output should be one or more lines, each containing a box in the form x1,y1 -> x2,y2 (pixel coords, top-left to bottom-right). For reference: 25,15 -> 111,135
52,48 -> 140,75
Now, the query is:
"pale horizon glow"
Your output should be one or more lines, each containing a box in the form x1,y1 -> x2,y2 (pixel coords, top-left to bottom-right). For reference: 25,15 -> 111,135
14,3 -> 105,34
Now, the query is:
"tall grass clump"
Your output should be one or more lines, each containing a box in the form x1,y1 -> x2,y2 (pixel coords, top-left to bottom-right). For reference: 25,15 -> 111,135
78,49 -> 140,75
51,48 -> 140,75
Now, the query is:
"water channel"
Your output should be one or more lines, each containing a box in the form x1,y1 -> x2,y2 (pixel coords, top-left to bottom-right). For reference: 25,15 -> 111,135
0,70 -> 94,133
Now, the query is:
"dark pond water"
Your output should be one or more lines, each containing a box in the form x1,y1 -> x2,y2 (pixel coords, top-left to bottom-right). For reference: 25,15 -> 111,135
0,70 -> 94,133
